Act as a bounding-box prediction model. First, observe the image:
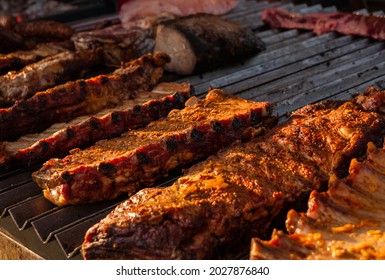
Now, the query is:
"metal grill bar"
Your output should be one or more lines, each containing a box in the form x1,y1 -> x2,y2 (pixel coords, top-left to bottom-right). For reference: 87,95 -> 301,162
1,0 -> 385,259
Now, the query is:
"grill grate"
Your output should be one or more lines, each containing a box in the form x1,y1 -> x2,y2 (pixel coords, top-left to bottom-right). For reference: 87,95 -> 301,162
1,0 -> 385,259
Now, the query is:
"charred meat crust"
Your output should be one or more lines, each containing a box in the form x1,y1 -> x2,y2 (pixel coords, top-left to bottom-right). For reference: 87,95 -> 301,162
81,89 -> 385,260
0,83 -> 192,170
0,52 -> 169,142
0,41 -> 75,75
250,142 -> 385,260
0,49 -> 102,106
32,89 -> 273,206
154,13 -> 265,75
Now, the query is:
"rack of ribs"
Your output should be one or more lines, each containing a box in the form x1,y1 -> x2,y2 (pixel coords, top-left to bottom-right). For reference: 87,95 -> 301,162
0,52 -> 169,141
81,88 -> 385,259
32,89 -> 275,206
250,141 -> 385,260
0,82 -> 192,171
0,49 -> 102,107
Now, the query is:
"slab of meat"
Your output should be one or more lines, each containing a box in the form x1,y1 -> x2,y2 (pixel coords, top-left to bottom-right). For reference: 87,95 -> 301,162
154,13 -> 266,75
0,82 -> 192,171
0,49 -> 101,108
250,142 -> 385,260
0,52 -> 169,141
119,0 -> 237,23
81,88 -> 385,259
33,89 -> 274,206
262,8 -> 385,41
72,23 -> 155,68
0,40 -> 74,75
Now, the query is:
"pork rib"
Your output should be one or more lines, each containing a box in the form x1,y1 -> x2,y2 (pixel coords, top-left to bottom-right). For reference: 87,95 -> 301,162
0,40 -> 74,75
250,142 -> 385,260
81,88 -> 385,259
262,8 -> 385,41
0,52 -> 169,141
33,89 -> 274,206
0,82 -> 191,171
0,49 -> 101,107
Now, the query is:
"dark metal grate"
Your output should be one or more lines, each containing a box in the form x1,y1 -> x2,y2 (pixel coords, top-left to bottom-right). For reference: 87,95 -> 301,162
1,0 -> 385,259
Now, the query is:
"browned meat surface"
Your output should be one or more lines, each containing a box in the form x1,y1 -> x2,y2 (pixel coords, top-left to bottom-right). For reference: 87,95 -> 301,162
33,89 -> 274,206
0,82 -> 192,171
13,20 -> 74,41
262,8 -> 385,41
154,14 -> 265,75
0,40 -> 74,75
0,52 -> 169,141
81,89 -> 385,260
0,49 -> 101,107
119,0 -> 237,23
73,23 -> 155,68
250,142 -> 385,260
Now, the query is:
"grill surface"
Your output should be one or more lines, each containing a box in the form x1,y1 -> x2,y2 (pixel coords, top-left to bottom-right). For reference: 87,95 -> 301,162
1,0 -> 385,259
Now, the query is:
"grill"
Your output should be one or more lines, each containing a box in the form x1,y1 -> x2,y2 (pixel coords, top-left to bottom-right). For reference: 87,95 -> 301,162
1,0 -> 385,259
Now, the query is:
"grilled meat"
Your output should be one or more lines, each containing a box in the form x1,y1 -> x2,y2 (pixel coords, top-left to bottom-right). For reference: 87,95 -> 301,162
0,82 -> 192,171
33,89 -> 274,206
250,142 -> 385,260
154,14 -> 265,75
0,52 -> 169,141
0,49 -> 101,107
13,20 -> 74,41
262,8 -> 385,41
0,40 -> 74,75
81,89 -> 385,260
72,23 -> 155,68
119,0 -> 237,23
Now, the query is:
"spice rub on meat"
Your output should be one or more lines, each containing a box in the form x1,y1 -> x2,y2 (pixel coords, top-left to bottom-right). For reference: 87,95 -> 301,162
81,88 -> 385,259
0,52 -> 169,142
33,89 -> 274,206
251,142 -> 385,260
0,82 -> 192,171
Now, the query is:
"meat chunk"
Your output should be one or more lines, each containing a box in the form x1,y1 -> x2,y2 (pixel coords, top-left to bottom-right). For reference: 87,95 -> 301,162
72,23 -> 155,68
262,8 -> 385,41
250,142 -> 385,260
0,82 -> 191,171
0,52 -> 169,141
154,14 -> 265,75
32,89 -> 274,206
119,0 -> 237,23
81,89 -> 385,260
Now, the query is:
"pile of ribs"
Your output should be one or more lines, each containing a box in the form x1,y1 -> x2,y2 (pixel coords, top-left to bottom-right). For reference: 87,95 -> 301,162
81,87 -> 385,260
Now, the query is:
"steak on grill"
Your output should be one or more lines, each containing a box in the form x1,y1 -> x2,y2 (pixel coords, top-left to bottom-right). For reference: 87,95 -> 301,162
0,82 -> 192,171
262,8 -> 385,41
154,13 -> 265,75
250,142 -> 385,260
81,88 -> 385,259
33,89 -> 274,206
0,49 -> 102,107
0,52 -> 169,141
